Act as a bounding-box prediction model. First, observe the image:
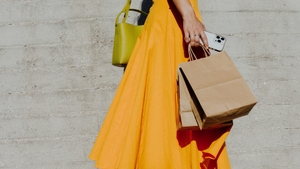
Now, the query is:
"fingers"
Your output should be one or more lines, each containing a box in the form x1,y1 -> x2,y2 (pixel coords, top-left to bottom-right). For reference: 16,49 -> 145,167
184,31 -> 190,44
199,31 -> 208,49
190,32 -> 196,46
184,33 -> 198,46
185,33 -> 206,48
194,34 -> 201,46
182,18 -> 209,48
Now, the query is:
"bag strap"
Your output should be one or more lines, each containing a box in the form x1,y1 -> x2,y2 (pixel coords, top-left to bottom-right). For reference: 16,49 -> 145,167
188,43 -> 211,61
120,0 -> 132,23
115,0 -> 148,26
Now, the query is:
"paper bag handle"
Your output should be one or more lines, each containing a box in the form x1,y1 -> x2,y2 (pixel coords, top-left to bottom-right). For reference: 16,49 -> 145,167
188,43 -> 211,61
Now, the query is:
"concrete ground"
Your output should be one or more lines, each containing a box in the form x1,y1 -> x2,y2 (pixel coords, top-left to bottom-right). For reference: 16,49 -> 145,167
0,0 -> 299,168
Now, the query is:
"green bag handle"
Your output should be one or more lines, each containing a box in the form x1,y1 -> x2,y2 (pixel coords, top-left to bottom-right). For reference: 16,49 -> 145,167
115,0 -> 148,26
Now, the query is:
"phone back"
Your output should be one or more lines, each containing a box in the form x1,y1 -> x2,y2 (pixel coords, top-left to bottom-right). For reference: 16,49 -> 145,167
201,31 -> 226,52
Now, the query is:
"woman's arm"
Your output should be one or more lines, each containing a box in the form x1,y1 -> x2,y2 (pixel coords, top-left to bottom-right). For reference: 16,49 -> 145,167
172,0 -> 208,48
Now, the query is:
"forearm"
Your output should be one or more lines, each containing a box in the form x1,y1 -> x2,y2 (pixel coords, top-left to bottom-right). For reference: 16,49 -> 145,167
172,0 -> 196,20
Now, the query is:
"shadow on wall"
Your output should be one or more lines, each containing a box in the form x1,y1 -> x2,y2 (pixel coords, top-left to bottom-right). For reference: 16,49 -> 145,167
138,0 -> 153,25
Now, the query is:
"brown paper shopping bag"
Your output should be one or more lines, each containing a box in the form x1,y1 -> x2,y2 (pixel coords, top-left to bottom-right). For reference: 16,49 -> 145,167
178,45 -> 257,130
177,72 -> 199,130
177,67 -> 233,130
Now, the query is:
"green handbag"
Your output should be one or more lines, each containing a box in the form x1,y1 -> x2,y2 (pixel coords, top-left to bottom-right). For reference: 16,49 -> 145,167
112,0 -> 148,67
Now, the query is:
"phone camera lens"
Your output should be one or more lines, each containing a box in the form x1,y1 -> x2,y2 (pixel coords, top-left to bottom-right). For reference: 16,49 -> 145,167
217,40 -> 221,43
221,37 -> 225,41
216,36 -> 220,39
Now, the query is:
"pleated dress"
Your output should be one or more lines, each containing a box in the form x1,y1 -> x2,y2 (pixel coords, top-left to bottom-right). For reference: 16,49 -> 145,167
89,0 -> 232,168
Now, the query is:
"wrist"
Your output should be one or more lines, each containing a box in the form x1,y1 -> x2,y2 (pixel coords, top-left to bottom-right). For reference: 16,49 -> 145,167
181,7 -> 195,20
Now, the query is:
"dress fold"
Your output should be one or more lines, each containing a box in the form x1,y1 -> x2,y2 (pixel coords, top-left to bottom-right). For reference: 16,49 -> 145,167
89,0 -> 232,168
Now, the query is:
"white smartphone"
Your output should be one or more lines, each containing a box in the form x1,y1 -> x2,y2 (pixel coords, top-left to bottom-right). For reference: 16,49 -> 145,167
200,31 -> 226,52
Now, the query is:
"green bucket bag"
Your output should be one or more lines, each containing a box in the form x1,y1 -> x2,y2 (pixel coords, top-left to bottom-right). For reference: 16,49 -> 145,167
112,0 -> 148,67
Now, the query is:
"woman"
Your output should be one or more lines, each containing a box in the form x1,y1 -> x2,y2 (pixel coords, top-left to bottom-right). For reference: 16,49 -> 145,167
89,0 -> 232,168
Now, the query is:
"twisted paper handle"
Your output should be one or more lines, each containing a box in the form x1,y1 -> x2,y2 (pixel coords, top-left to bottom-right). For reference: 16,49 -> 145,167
188,43 -> 211,61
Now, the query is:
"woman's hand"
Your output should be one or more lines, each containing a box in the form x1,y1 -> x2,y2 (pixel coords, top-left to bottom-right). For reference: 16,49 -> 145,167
183,15 -> 208,48
172,0 -> 208,48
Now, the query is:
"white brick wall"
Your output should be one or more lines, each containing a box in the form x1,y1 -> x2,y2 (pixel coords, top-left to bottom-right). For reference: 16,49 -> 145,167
0,0 -> 299,168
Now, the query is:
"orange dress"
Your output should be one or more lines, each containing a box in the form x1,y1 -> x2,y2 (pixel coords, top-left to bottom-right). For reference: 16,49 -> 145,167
89,0 -> 232,168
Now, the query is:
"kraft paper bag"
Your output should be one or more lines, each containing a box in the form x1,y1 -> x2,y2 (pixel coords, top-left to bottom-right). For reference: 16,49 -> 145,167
177,72 -> 199,130
177,68 -> 233,130
178,48 -> 257,130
